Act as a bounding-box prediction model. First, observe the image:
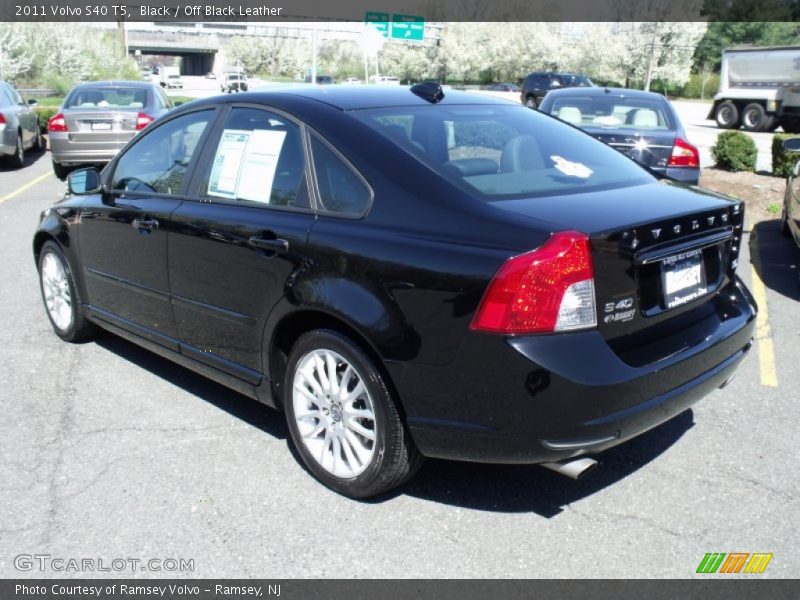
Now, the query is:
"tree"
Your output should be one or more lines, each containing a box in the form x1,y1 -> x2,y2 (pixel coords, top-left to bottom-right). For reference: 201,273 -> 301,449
0,23 -> 32,81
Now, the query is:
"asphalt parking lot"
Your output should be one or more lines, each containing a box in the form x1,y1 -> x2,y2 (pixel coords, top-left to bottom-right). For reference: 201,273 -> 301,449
0,144 -> 798,579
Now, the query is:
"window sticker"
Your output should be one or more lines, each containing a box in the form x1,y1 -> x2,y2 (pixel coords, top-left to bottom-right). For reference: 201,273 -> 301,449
237,129 -> 286,204
207,128 -> 287,203
550,155 -> 593,179
208,130 -> 250,199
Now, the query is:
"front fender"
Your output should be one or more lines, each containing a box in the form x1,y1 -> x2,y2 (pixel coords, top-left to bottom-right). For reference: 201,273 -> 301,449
33,205 -> 87,301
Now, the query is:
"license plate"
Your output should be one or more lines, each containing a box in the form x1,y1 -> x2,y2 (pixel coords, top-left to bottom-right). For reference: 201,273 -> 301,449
91,122 -> 112,131
660,250 -> 707,309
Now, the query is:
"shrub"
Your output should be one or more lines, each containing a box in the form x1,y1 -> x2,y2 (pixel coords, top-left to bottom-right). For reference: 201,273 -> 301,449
33,106 -> 59,132
772,133 -> 800,178
712,131 -> 757,172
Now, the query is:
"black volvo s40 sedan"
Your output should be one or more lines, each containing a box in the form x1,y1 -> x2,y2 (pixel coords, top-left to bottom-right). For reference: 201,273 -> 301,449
33,84 -> 756,498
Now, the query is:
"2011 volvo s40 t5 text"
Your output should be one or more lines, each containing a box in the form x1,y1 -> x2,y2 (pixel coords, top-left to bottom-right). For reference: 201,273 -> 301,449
33,84 -> 757,498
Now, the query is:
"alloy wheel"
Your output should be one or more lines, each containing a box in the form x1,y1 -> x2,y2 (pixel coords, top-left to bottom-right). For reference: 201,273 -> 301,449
292,348 -> 377,478
40,252 -> 72,331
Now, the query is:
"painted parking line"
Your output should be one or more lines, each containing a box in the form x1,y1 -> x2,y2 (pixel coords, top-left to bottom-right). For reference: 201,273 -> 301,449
748,234 -> 779,388
0,171 -> 53,206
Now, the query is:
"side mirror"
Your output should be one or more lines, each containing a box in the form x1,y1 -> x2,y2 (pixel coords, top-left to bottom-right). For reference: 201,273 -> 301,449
67,167 -> 102,195
782,137 -> 800,153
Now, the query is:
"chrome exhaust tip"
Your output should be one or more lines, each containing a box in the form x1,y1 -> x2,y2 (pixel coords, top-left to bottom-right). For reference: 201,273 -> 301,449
718,373 -> 737,389
540,457 -> 598,479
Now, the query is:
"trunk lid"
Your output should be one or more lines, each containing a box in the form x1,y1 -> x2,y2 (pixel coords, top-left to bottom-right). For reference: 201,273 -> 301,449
586,128 -> 676,173
62,109 -> 140,142
493,180 -> 745,353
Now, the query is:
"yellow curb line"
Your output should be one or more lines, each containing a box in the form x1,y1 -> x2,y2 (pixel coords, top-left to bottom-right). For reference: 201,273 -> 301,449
0,171 -> 53,205
748,229 -> 778,388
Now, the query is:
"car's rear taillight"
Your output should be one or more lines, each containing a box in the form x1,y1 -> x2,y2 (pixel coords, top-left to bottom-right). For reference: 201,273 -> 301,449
0,114 -> 6,125
471,231 -> 597,335
668,137 -> 699,168
135,113 -> 154,130
47,113 -> 67,132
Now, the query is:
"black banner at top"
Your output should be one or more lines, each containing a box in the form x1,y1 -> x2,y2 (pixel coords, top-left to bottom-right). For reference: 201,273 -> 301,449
2,0 -> 800,22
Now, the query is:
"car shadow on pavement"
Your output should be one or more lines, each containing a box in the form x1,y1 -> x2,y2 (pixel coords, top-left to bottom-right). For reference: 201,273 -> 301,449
396,410 -> 695,517
0,146 -> 50,172
93,331 -> 693,516
94,332 -> 288,440
749,219 -> 800,301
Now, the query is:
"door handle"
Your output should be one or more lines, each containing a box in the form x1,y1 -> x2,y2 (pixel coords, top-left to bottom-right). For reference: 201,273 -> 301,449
133,218 -> 158,231
248,236 -> 289,254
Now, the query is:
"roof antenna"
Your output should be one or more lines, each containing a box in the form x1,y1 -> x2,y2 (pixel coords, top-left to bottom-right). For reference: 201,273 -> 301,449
410,81 -> 444,104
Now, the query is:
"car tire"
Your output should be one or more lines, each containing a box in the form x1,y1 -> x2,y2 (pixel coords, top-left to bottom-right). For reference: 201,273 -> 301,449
38,241 -> 98,342
715,101 -> 739,129
52,160 -> 70,181
525,96 -> 537,109
32,126 -> 45,153
284,329 -> 423,498
8,132 -> 24,168
741,103 -> 768,132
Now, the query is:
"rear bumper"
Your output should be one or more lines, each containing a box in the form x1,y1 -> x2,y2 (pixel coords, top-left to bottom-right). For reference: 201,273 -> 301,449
665,166 -> 700,185
395,278 -> 756,464
49,132 -> 132,166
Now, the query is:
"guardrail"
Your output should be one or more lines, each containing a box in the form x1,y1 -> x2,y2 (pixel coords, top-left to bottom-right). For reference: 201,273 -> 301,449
17,88 -> 58,97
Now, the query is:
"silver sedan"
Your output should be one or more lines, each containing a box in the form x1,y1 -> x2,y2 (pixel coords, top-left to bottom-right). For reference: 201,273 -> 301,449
0,81 -> 44,168
48,81 -> 173,179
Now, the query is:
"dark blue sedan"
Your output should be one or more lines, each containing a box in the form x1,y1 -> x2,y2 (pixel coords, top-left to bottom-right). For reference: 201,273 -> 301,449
539,87 -> 701,184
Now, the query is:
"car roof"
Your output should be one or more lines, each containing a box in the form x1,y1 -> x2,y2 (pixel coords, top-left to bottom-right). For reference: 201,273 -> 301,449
185,85 -> 514,111
544,87 -> 668,101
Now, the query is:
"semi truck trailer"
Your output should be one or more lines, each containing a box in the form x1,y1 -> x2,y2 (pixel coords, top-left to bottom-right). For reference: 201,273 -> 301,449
709,46 -> 800,133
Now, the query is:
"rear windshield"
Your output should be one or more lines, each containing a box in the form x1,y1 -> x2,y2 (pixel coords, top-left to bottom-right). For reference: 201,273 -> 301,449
64,87 -> 149,109
353,104 -> 653,199
546,95 -> 674,130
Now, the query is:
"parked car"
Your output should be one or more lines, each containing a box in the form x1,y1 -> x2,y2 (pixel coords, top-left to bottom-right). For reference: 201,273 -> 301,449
520,72 -> 594,108
781,137 -> 800,256
538,87 -> 701,184
304,75 -> 335,85
206,72 -> 217,79
221,72 -> 248,93
342,78 -> 362,85
48,81 -> 173,180
0,80 -> 44,168
368,75 -> 400,86
34,85 -> 756,498
485,83 -> 520,92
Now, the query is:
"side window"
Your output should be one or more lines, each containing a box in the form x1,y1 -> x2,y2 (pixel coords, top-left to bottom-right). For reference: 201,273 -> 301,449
9,87 -> 23,105
201,107 -> 308,208
157,88 -> 172,110
310,134 -> 371,217
0,85 -> 15,106
111,110 -> 212,194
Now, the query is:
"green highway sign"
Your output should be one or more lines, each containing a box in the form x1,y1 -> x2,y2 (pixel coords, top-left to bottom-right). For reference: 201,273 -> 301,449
391,14 -> 425,41
365,12 -> 390,37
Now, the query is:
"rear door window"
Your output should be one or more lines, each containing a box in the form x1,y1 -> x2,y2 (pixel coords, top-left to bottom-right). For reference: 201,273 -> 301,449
200,107 -> 309,209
